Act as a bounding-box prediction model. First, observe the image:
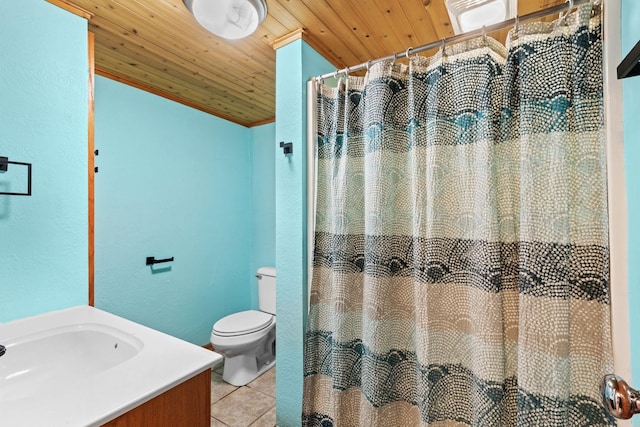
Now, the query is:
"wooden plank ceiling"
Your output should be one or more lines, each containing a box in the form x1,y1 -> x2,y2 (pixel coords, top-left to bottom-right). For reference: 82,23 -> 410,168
48,0 -> 564,127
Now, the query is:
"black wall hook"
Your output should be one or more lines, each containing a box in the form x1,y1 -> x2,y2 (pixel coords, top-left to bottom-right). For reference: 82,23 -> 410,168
280,141 -> 293,155
619,40 -> 640,79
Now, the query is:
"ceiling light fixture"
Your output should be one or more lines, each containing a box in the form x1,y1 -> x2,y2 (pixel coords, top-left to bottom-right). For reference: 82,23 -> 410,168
183,0 -> 267,40
445,0 -> 516,35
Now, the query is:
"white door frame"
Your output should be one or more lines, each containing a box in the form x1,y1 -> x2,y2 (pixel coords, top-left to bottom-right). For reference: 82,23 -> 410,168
603,2 -> 632,422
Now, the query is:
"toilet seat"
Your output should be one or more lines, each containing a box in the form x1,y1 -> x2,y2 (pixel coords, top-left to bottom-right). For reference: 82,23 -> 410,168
213,310 -> 273,337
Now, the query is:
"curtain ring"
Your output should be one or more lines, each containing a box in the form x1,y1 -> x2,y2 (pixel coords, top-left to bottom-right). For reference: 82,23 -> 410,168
440,39 -> 446,56
482,25 -> 487,44
343,67 -> 350,92
559,0 -> 573,25
514,15 -> 520,35
340,68 -> 348,87
591,0 -> 603,18
365,60 -> 372,71
405,47 -> 413,59
392,52 -> 398,65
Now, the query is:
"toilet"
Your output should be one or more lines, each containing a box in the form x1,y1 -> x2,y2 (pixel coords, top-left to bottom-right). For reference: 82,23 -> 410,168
210,267 -> 276,386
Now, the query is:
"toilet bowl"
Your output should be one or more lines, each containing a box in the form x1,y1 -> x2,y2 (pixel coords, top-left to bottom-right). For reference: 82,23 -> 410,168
210,267 -> 276,386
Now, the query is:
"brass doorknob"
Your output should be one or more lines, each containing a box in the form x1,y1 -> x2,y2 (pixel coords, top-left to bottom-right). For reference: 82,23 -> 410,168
601,374 -> 640,419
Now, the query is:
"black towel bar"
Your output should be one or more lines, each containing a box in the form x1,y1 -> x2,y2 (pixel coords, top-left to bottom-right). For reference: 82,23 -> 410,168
146,256 -> 174,266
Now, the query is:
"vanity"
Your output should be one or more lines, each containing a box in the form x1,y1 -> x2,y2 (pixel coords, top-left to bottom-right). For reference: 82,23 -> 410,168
0,306 -> 222,427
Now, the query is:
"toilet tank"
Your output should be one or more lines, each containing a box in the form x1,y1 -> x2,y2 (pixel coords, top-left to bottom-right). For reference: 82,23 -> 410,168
257,267 -> 276,315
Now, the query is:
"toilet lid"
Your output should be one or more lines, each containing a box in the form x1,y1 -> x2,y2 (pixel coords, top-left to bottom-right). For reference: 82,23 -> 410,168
213,310 -> 273,336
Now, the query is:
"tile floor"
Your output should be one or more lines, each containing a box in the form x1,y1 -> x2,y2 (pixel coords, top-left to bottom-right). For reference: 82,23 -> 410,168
210,364 -> 276,427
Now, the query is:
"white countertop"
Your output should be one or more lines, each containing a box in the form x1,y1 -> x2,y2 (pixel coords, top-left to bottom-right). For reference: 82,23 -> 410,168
0,306 -> 222,426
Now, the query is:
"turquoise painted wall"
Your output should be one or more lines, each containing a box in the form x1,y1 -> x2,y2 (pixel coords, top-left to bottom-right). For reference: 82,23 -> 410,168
250,123 -> 276,309
94,76 -> 256,345
275,39 -> 334,426
0,0 -> 88,322
622,2 -> 640,425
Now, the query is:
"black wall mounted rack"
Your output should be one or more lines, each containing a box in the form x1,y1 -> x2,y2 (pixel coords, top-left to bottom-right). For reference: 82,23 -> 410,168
0,156 -> 32,196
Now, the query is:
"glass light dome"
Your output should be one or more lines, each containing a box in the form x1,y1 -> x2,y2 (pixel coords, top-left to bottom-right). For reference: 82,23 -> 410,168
183,0 -> 267,40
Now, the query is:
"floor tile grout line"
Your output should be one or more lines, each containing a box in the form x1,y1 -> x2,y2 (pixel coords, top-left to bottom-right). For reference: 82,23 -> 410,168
210,386 -> 276,426
247,409 -> 277,427
210,387 -> 239,403
248,401 -> 276,425
210,388 -> 238,405
247,406 -> 277,427
210,367 -> 276,426
211,415 -> 231,426
217,385 -> 275,406
246,385 -> 276,399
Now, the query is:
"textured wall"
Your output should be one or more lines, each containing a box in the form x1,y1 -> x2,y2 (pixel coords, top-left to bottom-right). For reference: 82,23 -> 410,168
94,76 -> 253,345
0,0 -> 88,322
621,2 -> 640,425
275,39 -> 334,426
250,123 -> 276,309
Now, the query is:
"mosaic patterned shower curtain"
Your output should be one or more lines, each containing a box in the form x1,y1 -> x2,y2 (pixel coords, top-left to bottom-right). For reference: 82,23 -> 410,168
303,5 -> 615,426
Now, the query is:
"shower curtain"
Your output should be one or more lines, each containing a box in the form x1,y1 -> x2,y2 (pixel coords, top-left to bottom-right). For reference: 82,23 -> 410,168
303,4 -> 614,427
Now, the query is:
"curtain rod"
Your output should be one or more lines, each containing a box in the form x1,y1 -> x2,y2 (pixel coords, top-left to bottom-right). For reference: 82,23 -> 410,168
313,0 -> 596,81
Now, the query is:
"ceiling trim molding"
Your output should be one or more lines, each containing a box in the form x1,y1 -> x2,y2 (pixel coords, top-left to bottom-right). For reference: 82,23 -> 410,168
46,0 -> 93,20
271,28 -> 344,70
248,117 -> 276,128
270,28 -> 306,50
